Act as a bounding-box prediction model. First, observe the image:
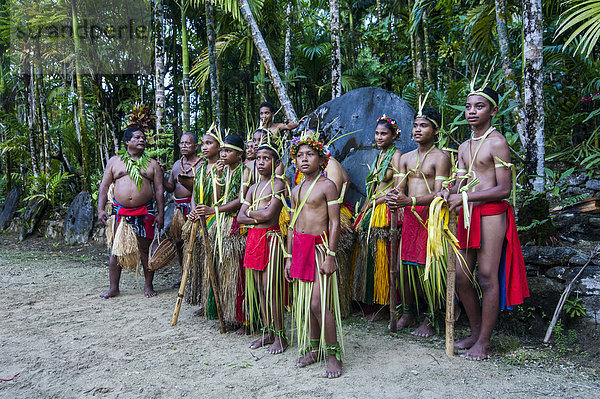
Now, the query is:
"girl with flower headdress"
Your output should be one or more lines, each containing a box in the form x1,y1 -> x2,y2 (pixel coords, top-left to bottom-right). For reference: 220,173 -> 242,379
352,115 -> 402,320
190,134 -> 248,328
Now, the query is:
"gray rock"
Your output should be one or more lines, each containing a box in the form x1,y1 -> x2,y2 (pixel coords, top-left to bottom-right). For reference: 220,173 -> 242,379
546,266 -> 569,281
568,266 -> 600,295
562,173 -> 587,187
585,179 -> 600,191
64,192 -> 94,245
0,188 -> 21,230
564,186 -> 594,198
45,220 -> 64,240
589,217 -> 600,228
296,87 -> 416,205
521,246 -> 577,266
20,197 -> 47,241
526,276 -> 565,300
569,252 -> 591,266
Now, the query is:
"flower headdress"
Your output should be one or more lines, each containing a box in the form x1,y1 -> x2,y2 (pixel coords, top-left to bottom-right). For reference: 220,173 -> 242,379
414,91 -> 439,129
468,66 -> 497,108
377,114 -> 398,135
290,129 -> 330,172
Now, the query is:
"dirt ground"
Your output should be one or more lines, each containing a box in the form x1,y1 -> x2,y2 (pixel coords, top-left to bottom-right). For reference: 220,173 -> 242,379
1,233 -> 599,399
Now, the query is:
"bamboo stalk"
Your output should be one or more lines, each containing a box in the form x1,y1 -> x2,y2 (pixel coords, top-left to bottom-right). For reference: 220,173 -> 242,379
199,215 -> 226,334
389,210 -> 399,333
445,210 -> 457,356
171,220 -> 199,326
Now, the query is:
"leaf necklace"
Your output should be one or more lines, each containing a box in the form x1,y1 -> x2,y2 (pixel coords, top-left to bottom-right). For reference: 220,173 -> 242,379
118,149 -> 151,191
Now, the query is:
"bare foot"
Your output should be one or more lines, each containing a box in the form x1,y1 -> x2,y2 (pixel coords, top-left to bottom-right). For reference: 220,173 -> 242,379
368,308 -> 386,322
249,335 -> 274,350
296,350 -> 319,368
144,286 -> 157,298
266,337 -> 288,354
321,355 -> 342,378
455,334 -> 479,350
235,325 -> 249,335
99,289 -> 119,299
411,318 -> 434,338
461,341 -> 491,361
395,314 -> 415,329
193,307 -> 204,316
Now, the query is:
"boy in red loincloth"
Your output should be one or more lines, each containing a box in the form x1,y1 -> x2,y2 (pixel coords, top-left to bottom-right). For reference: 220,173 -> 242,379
387,106 -> 451,336
285,133 -> 344,378
442,86 -> 529,360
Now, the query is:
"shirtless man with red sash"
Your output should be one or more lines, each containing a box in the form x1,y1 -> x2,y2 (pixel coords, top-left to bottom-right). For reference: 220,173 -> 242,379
98,126 -> 165,298
442,87 -> 529,360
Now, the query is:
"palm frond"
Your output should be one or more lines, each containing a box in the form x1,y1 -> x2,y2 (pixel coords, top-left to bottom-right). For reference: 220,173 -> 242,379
555,0 -> 600,57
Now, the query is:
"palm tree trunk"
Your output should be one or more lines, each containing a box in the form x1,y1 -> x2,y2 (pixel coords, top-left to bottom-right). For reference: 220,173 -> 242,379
181,0 -> 191,133
239,0 -> 298,122
495,0 -> 525,147
422,9 -> 432,82
330,0 -> 342,99
72,1 -> 90,191
155,0 -> 166,138
415,30 -> 424,97
23,61 -> 39,178
284,2 -> 292,92
523,0 -> 545,191
206,0 -> 221,127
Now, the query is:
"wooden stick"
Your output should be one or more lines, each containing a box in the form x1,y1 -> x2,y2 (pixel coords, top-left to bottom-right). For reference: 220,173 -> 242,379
171,221 -> 199,326
389,210 -> 399,333
445,209 -> 457,356
544,245 -> 600,343
199,215 -> 226,334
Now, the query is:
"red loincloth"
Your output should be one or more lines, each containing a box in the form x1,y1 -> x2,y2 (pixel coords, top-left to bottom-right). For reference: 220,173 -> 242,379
458,200 -> 529,309
112,200 -> 155,240
244,225 -> 281,271
290,231 -> 326,282
174,196 -> 192,216
401,206 -> 429,266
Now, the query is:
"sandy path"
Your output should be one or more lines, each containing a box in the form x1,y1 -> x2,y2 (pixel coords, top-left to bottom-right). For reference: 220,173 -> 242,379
0,238 -> 598,398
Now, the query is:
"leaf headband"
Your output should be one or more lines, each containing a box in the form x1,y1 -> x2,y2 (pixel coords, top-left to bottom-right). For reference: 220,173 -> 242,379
468,66 -> 498,108
414,91 -> 439,129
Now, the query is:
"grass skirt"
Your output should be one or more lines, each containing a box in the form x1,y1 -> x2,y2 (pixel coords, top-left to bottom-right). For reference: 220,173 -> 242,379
352,204 -> 394,305
291,243 -> 344,359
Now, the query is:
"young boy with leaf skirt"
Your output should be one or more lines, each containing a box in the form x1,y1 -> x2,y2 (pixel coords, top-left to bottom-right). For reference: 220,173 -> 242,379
387,101 -> 451,336
285,132 -> 344,379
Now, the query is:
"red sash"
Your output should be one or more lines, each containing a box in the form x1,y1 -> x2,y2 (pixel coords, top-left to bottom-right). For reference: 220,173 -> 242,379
458,201 -> 529,308
290,231 -> 326,282
244,225 -> 280,271
401,206 -> 429,266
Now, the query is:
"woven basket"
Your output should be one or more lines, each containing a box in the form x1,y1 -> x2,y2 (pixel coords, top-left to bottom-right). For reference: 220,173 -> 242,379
148,232 -> 177,271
